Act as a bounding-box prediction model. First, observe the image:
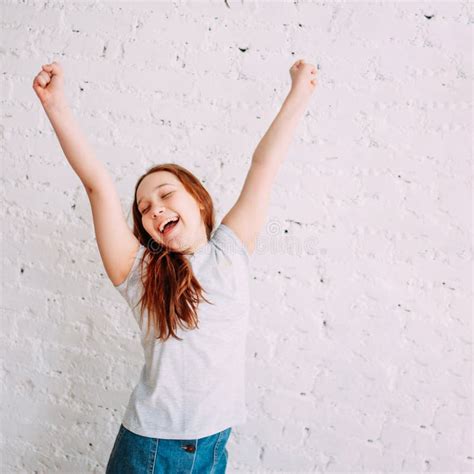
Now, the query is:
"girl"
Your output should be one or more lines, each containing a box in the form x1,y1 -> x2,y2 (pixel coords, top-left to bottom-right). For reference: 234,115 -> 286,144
32,59 -> 317,473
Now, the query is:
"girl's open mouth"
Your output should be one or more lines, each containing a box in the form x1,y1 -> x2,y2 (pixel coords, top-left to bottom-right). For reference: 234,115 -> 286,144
161,217 -> 180,236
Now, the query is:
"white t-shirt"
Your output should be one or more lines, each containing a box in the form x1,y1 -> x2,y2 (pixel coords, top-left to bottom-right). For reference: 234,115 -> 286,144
114,222 -> 251,439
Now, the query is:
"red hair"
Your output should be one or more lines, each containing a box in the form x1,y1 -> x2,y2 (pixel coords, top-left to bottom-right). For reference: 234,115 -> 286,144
129,163 -> 215,342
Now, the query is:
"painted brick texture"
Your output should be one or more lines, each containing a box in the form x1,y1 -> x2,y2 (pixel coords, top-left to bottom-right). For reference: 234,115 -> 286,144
1,1 -> 472,473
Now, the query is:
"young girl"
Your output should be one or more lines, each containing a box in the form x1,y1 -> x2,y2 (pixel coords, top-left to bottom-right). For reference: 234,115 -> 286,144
33,59 -> 317,473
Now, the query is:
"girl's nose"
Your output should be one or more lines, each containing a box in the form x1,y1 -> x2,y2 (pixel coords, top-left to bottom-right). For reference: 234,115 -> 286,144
152,207 -> 165,218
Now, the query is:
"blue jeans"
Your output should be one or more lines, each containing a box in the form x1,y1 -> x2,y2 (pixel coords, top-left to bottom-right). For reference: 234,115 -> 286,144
106,424 -> 232,473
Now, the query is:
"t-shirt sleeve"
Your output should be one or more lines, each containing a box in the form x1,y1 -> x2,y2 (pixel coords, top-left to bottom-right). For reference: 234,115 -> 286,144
114,243 -> 147,313
213,223 -> 251,268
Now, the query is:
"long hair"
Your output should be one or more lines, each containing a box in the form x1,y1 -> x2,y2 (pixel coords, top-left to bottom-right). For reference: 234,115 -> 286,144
129,163 -> 215,342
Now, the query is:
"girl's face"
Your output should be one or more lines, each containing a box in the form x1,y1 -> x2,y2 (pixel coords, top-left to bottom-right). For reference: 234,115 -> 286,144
136,171 -> 207,253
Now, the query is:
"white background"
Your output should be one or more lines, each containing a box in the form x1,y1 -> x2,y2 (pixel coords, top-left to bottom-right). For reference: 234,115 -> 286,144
1,0 -> 472,472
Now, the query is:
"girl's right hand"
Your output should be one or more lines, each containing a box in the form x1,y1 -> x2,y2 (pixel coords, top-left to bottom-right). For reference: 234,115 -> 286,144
32,61 -> 67,109
289,59 -> 317,101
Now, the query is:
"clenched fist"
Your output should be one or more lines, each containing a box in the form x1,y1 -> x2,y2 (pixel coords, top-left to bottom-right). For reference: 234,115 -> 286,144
289,59 -> 318,100
32,61 -> 66,109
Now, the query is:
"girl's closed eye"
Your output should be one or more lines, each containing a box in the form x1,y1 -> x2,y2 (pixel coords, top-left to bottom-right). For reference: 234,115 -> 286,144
141,192 -> 173,215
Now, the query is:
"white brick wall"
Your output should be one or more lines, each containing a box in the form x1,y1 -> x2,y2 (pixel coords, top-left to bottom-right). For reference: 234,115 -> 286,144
1,1 -> 472,473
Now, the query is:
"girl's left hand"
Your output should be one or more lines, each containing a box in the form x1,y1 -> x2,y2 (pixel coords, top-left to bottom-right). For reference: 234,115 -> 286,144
289,59 -> 318,100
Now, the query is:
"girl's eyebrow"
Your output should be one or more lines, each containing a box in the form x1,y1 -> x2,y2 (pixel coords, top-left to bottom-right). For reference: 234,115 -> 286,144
137,183 -> 175,205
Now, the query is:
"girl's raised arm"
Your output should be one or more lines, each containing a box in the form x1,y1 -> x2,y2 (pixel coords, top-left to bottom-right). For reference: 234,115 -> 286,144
32,61 -> 140,286
221,59 -> 318,255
